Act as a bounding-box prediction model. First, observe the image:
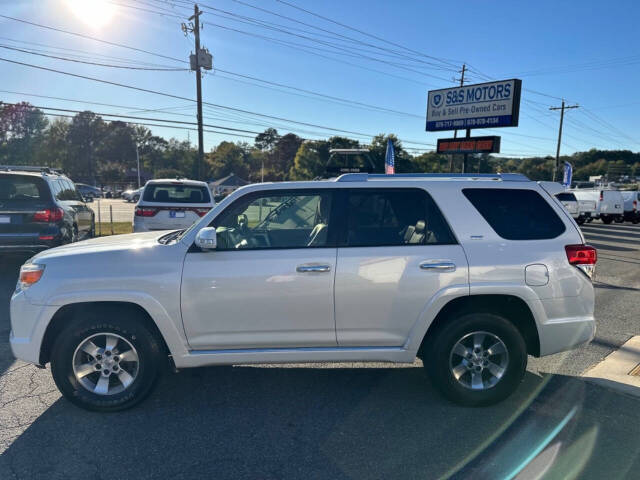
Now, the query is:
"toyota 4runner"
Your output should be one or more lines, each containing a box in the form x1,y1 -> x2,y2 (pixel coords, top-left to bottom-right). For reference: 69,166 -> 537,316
10,173 -> 596,411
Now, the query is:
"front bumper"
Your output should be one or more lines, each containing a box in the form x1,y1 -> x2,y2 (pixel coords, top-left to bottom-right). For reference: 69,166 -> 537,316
9,290 -> 59,365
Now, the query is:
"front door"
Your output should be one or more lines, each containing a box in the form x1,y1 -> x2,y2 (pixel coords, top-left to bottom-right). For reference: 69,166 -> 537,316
181,189 -> 338,350
334,188 -> 469,346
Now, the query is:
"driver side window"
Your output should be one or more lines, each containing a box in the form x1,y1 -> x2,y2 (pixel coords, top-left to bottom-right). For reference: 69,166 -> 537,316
214,191 -> 333,250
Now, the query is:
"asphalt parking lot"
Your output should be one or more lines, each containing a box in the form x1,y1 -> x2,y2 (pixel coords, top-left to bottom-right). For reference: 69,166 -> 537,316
1,222 -> 640,479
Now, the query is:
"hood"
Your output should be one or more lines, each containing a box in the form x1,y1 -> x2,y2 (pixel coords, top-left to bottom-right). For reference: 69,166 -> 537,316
31,230 -> 174,263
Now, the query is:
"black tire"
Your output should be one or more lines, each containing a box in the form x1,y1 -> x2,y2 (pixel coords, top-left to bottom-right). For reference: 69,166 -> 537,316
50,312 -> 163,412
576,217 -> 585,225
586,217 -> 594,223
601,216 -> 613,224
423,312 -> 527,407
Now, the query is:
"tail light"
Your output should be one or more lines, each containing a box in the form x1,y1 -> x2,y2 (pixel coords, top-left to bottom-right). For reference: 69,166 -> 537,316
135,207 -> 158,217
194,208 -> 210,217
599,191 -> 603,201
33,207 -> 64,222
633,200 -> 637,212
565,244 -> 597,280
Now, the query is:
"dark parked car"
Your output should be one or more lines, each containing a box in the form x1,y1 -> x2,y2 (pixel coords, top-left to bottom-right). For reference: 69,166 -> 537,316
75,183 -> 102,201
0,166 -> 95,253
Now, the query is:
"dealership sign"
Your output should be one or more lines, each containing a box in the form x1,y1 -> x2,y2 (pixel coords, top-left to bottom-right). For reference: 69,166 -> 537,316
437,136 -> 501,154
426,79 -> 522,132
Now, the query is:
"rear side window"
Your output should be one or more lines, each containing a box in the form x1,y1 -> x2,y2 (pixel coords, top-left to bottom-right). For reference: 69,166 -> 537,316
0,175 -> 49,204
344,189 -> 456,247
463,188 -> 566,240
556,192 -> 576,201
143,184 -> 211,204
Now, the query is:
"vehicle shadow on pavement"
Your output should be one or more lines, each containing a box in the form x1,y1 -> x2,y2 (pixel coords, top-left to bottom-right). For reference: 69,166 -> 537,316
2,366 -> 640,480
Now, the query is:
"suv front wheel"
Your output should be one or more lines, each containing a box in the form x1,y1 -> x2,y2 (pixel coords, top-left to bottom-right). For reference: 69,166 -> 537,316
51,314 -> 163,412
423,313 -> 527,406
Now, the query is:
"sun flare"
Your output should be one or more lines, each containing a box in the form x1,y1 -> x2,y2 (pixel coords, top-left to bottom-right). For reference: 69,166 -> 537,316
65,0 -> 116,29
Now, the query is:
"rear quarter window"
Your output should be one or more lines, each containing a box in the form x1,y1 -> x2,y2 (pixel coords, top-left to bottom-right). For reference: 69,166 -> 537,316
463,188 -> 566,240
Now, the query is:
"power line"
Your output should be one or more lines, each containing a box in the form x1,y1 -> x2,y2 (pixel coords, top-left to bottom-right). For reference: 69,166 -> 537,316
273,0 -> 461,69
0,57 -> 435,146
201,1 -> 457,72
0,14 -> 187,64
0,44 -> 189,71
1,102 -> 262,134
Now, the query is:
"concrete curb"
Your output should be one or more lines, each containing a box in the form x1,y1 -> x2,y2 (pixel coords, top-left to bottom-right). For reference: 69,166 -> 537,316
582,335 -> 640,397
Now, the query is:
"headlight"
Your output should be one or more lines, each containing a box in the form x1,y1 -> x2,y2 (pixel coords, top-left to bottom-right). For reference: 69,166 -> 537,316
18,264 -> 45,290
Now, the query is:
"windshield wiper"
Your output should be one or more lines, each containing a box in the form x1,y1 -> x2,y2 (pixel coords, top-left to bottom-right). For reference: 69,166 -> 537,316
158,229 -> 185,245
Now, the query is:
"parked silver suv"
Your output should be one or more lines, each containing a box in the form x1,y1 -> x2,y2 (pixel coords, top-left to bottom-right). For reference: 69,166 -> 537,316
10,173 -> 596,411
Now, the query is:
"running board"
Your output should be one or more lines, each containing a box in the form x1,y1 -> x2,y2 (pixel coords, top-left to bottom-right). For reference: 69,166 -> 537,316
174,345 -> 413,369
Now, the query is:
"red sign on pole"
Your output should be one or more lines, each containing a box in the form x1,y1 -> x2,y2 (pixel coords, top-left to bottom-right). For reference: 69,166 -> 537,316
436,136 -> 501,154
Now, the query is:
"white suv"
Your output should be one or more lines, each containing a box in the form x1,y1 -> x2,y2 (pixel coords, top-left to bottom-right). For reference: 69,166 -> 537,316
10,173 -> 596,411
133,178 -> 214,232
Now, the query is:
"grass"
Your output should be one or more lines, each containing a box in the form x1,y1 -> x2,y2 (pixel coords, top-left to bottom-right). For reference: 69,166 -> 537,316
96,222 -> 132,236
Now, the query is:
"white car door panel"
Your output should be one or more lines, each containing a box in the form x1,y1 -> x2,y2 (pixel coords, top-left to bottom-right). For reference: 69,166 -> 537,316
335,245 -> 468,346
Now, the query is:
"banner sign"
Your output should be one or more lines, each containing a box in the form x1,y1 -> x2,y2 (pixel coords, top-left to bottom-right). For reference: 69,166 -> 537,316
562,161 -> 573,187
426,79 -> 522,132
436,136 -> 501,154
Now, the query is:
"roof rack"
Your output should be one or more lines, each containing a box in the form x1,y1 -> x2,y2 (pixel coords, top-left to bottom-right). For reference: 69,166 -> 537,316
335,173 -> 530,183
0,165 -> 63,175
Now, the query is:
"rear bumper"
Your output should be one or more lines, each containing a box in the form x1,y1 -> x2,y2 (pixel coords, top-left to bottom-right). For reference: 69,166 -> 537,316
537,316 -> 596,356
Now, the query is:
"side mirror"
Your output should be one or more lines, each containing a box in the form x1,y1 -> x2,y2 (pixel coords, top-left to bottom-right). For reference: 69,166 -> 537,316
83,195 -> 93,203
195,227 -> 217,250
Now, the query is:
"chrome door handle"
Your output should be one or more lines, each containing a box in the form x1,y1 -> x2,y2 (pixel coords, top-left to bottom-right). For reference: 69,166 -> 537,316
296,264 -> 331,273
420,261 -> 456,272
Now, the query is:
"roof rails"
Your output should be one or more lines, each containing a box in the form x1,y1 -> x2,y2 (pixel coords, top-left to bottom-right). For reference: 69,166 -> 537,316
0,165 -> 63,175
335,173 -> 531,182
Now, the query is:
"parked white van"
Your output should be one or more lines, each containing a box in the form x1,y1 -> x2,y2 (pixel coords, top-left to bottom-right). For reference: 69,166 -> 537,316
621,191 -> 640,223
572,189 -> 623,224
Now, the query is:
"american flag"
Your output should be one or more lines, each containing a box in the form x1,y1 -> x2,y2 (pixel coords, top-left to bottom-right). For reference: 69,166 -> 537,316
385,138 -> 395,174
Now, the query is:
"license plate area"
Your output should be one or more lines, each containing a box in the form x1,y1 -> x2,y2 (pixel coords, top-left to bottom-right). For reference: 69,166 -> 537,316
0,216 -> 10,224
169,210 -> 186,218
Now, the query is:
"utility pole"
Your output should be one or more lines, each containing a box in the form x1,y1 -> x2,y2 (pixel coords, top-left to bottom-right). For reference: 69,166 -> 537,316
550,100 -> 579,181
449,64 -> 466,173
192,5 -> 204,181
183,5 -> 212,180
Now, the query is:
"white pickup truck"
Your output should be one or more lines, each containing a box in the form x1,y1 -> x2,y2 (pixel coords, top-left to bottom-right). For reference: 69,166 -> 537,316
572,189 -> 624,224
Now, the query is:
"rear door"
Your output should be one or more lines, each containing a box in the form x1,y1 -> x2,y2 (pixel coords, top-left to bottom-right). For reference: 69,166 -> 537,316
333,188 -> 469,347
0,174 -> 54,246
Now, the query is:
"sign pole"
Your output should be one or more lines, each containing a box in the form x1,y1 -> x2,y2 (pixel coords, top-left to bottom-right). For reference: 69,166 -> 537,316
449,64 -> 466,173
462,128 -> 471,173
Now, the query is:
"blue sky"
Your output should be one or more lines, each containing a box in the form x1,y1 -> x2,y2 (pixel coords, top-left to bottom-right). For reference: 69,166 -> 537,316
1,0 -> 639,157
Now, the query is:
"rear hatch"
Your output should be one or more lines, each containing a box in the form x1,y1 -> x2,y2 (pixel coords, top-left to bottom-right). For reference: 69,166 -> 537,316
0,174 -> 55,245
135,182 -> 213,230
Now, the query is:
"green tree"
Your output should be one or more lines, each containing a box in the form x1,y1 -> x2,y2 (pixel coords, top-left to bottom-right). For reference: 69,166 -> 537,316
65,111 -> 106,182
254,128 -> 280,151
0,102 -> 48,164
289,140 -> 327,180
207,141 -> 251,179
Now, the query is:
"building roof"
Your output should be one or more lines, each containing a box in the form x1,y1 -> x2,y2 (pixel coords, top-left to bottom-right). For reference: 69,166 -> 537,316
210,173 -> 250,187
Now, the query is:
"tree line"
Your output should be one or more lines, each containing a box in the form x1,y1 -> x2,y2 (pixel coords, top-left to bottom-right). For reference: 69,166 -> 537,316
1,102 -> 638,185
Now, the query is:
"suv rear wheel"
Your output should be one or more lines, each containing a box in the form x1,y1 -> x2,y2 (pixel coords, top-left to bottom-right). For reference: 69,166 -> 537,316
50,313 -> 162,412
423,313 -> 527,406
